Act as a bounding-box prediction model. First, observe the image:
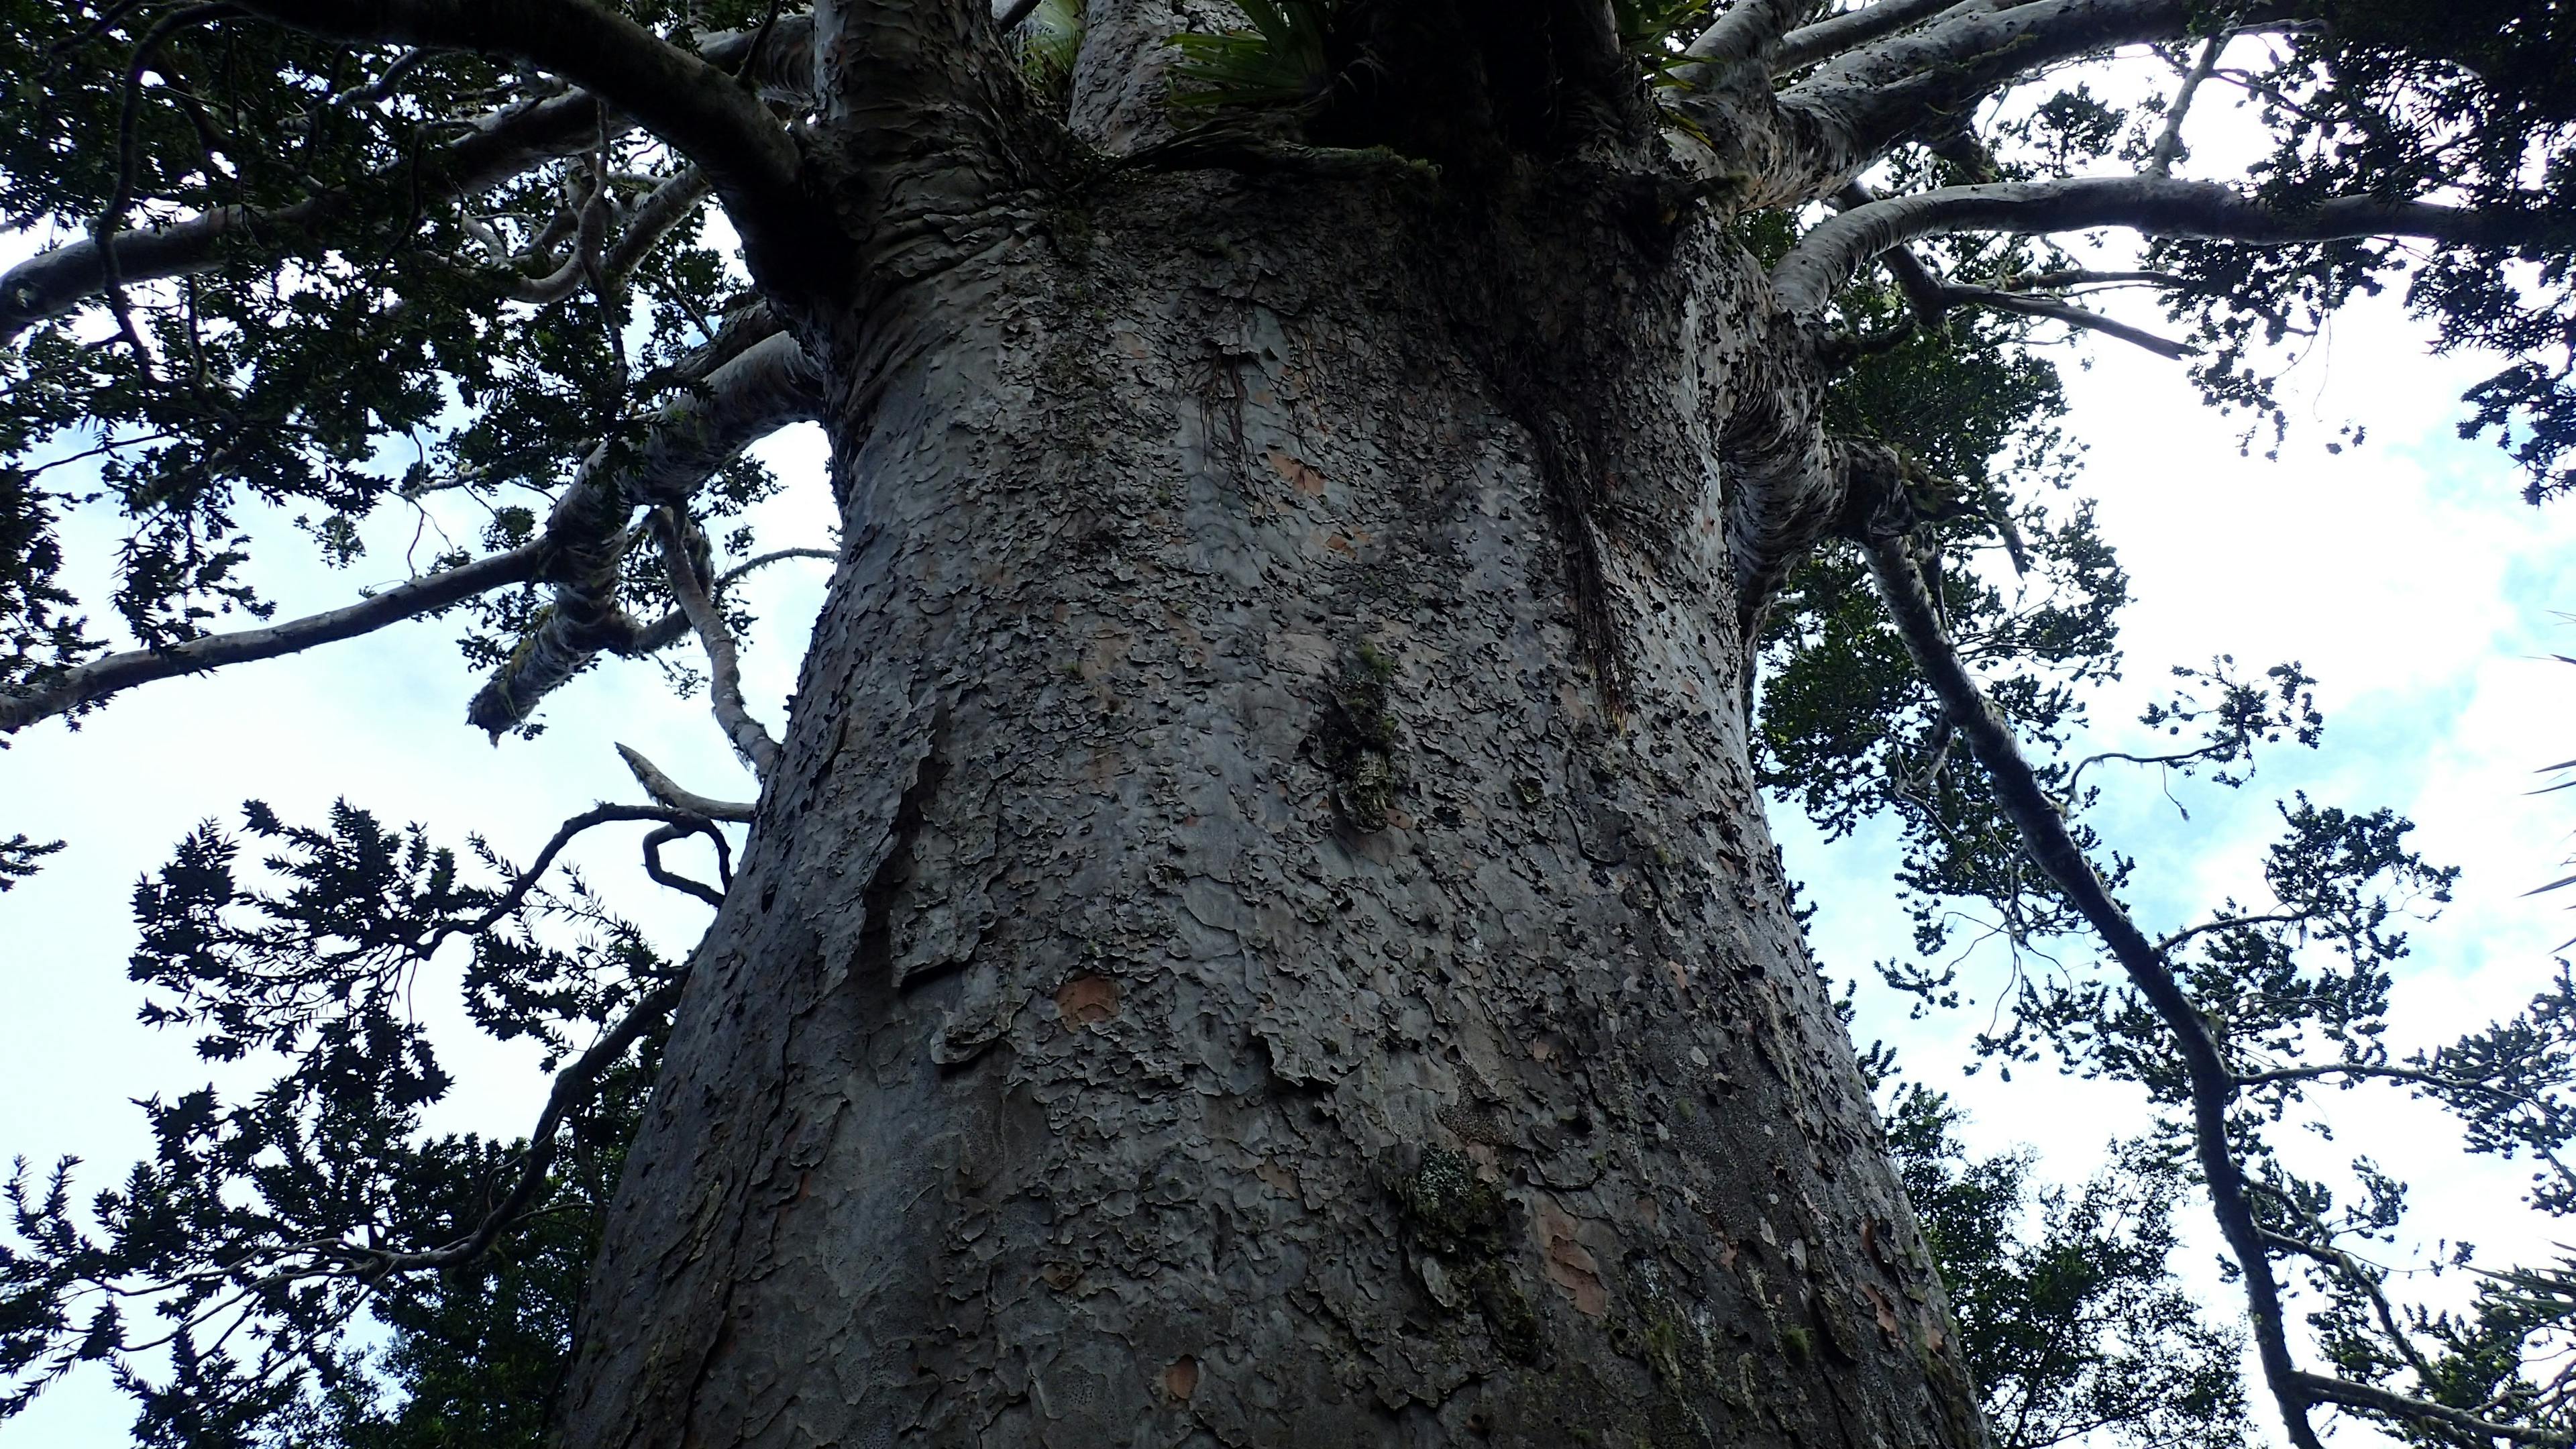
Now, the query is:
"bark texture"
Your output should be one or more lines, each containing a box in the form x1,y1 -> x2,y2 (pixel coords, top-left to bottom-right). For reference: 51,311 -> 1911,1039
559,170 -> 1982,1449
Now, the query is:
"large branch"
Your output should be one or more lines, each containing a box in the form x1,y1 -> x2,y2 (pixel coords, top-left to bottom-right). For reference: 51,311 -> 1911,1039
1771,0 -> 2294,192
1773,176 -> 2576,313
1770,0 -> 1990,74
465,330 -> 820,736
230,1 -> 822,290
0,16 -> 814,347
1677,0 -> 1831,85
0,546 -> 542,734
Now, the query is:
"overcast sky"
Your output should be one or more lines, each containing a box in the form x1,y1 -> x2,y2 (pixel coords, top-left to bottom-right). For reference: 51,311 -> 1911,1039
5,73 -> 2576,1449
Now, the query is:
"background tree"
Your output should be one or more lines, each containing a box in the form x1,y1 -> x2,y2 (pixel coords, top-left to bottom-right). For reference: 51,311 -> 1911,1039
0,0 -> 2573,1446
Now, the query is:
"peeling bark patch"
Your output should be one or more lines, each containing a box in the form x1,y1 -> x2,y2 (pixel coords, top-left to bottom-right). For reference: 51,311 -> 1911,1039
1265,448 -> 1327,496
1537,1203 -> 1610,1319
1163,1356 -> 1199,1401
1054,973 -> 1120,1026
853,726 -> 947,985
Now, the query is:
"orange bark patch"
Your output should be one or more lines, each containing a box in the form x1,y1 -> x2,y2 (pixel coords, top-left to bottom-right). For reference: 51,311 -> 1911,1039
1163,1356 -> 1199,1401
1265,449 -> 1327,496
1255,1159 -> 1299,1197
1055,975 -> 1119,1026
1864,1283 -> 1901,1342
1537,1204 -> 1609,1318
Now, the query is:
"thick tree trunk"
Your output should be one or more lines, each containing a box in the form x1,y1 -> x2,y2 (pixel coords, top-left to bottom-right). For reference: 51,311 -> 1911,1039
558,170 -> 1984,1448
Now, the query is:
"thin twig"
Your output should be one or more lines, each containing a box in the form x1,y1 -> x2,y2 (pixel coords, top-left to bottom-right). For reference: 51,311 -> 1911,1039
345,972 -> 687,1275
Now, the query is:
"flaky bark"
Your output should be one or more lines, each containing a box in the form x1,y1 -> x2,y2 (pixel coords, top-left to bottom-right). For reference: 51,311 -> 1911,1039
555,170 -> 1986,1448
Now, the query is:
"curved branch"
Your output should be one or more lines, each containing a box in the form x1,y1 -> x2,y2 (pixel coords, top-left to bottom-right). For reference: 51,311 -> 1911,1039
1836,179 -> 1950,326
608,544 -> 837,659
652,507 -> 781,781
447,802 -> 727,943
1679,0 -> 1831,84
498,164 -> 711,307
0,545 -> 541,734
641,822 -> 728,906
464,331 -> 820,736
1774,176 -> 2576,313
229,1 -> 822,290
1776,0 -> 2296,189
616,743 -> 754,823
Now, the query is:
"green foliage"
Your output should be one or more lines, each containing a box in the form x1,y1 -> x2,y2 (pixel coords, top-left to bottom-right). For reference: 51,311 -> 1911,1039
1168,0 -> 1348,112
0,832 -> 60,891
0,800 -> 685,1444
1013,0 -> 1085,110
1887,1087 -> 2251,1449
0,1 -> 784,719
2142,0 -> 2576,498
1612,0 -> 1714,76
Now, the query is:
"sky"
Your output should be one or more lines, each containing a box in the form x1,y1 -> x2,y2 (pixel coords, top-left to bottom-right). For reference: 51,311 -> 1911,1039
4,66 -> 2576,1449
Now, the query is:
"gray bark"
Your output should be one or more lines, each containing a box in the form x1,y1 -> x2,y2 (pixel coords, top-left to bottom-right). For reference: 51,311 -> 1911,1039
557,171 -> 1983,1449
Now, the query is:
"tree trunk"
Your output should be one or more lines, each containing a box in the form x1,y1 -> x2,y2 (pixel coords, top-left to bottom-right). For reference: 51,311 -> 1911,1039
557,168 -> 1985,1449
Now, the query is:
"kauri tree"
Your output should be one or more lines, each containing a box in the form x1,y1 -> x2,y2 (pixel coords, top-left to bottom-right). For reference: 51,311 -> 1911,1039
1,0 -> 2573,1446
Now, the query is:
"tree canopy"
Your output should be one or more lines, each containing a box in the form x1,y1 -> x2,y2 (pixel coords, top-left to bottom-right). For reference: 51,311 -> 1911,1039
1,0 -> 2575,1444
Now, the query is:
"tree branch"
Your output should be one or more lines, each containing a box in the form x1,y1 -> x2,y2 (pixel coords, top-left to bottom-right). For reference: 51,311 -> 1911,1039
350,969 -> 688,1276
1773,176 -> 2576,313
1,11 -> 811,346
1,91 -> 598,345
2289,1374 -> 2575,1448
445,802 -> 729,945
1935,283 -> 2195,358
641,822 -> 727,906
1771,0 -> 1987,74
1847,474 -> 2326,1449
0,545 -> 542,734
230,0 -> 822,290
652,507 -> 780,781
1776,0 -> 2296,191
2147,30 -> 2226,178
1678,0 -> 1831,86
464,330 -> 820,736
1836,180 -> 1951,327
615,742 -> 753,822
